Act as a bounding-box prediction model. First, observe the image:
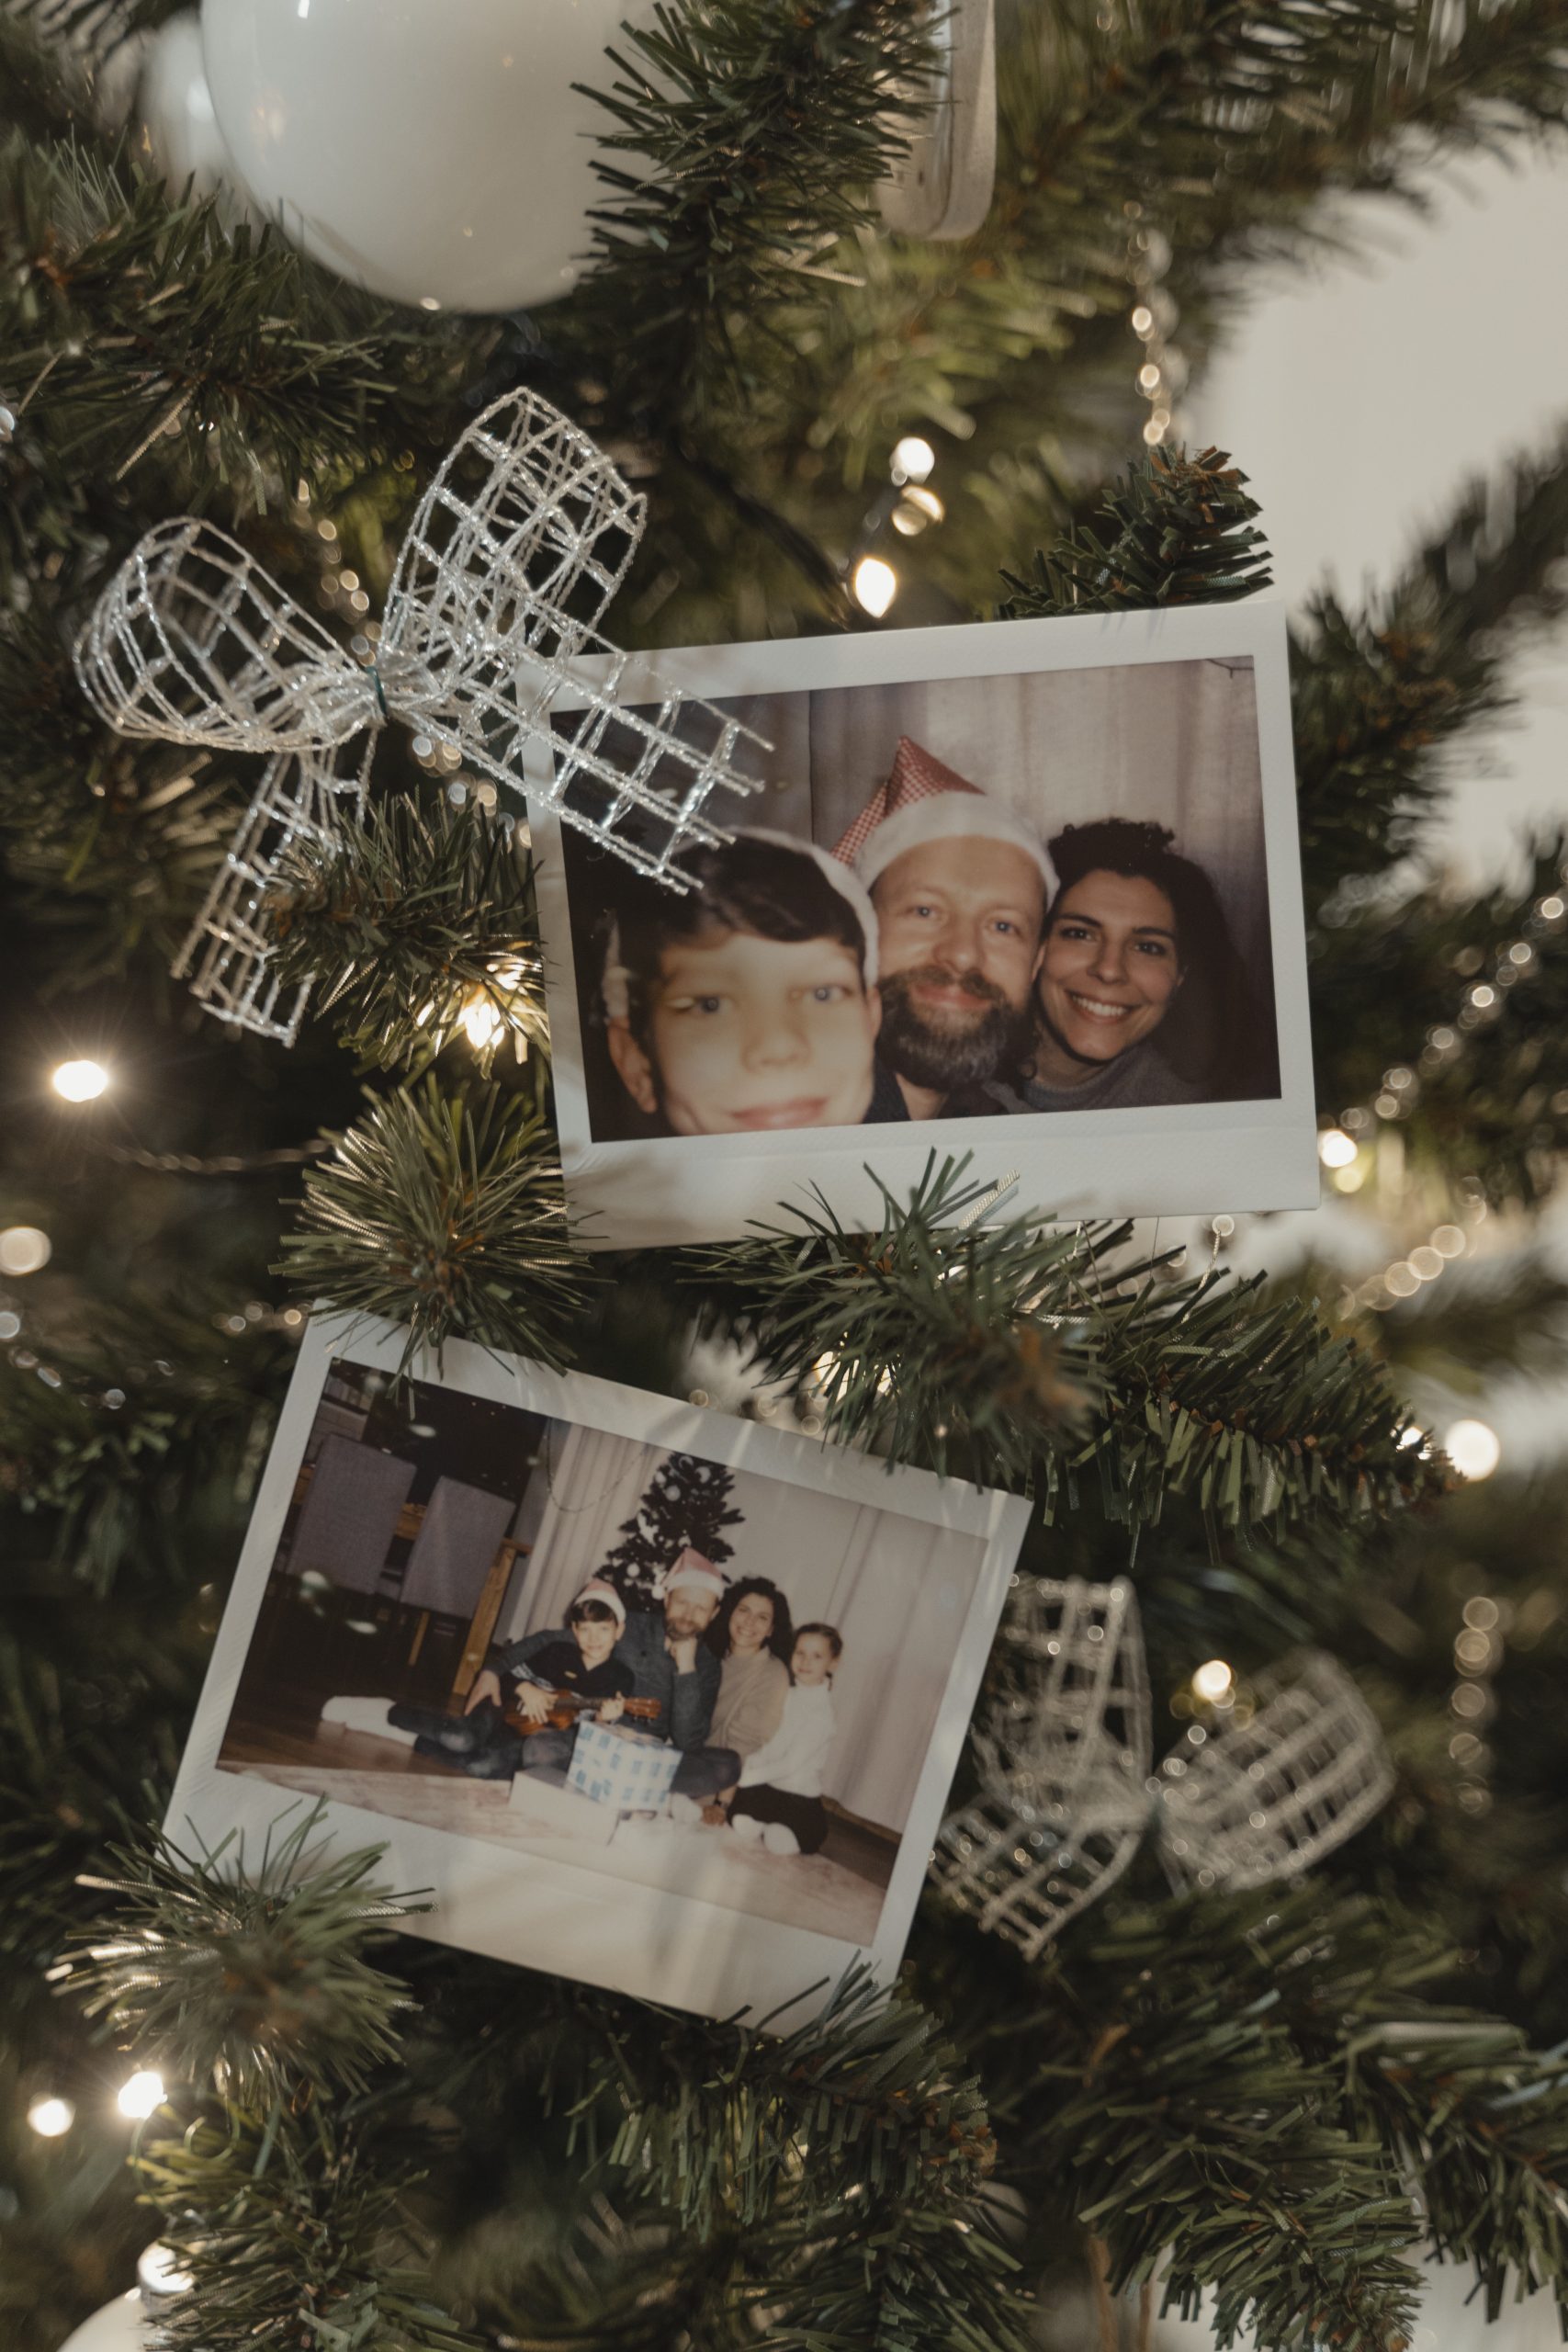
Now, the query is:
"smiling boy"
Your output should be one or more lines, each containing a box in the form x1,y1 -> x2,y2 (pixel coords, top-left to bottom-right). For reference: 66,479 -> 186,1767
602,831 -> 905,1136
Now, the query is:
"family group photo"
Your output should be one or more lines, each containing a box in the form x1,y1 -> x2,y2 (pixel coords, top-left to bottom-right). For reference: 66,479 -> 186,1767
210,1349 -> 1001,1955
554,650 -> 1284,1148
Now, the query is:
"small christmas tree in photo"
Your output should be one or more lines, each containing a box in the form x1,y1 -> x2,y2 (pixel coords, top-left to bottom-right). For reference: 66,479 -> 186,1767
599,1452 -> 744,1611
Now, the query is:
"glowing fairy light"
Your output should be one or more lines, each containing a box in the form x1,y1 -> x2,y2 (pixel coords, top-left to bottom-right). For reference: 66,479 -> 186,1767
459,992 -> 507,1053
51,1058 -> 109,1102
1443,1420 -> 1501,1481
1317,1129 -> 1358,1169
27,2095 -> 74,2137
890,435 -> 935,482
851,557 -> 897,617
117,2069 -> 165,2120
0,1227 -> 51,1274
1190,1659 -> 1234,1703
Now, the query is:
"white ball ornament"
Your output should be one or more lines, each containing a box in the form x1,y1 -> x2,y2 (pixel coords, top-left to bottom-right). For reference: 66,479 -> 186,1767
59,2242 -> 195,2352
136,11 -> 236,201
198,0 -> 659,313
58,2290 -> 145,2352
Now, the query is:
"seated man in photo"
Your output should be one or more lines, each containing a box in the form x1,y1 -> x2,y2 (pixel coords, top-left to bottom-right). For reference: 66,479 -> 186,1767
834,738 -> 1053,1118
601,831 -> 906,1136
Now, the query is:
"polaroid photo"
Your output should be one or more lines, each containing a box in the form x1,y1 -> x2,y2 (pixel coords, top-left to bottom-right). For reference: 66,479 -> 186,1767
168,1311 -> 1032,2025
528,600 -> 1316,1248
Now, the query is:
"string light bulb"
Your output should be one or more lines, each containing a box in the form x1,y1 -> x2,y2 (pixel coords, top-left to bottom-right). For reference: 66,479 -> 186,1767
27,2094 -> 74,2137
138,2242 -> 195,2300
1317,1128 -> 1358,1169
1191,1658 -> 1234,1703
890,435 -> 935,482
117,2068 -> 165,2120
51,1058 -> 110,1102
851,557 -> 897,618
459,992 -> 506,1054
0,1226 -> 51,1275
1444,1419 -> 1501,1482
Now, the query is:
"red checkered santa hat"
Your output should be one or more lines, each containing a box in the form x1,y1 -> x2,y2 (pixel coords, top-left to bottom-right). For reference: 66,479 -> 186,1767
831,736 -> 1055,895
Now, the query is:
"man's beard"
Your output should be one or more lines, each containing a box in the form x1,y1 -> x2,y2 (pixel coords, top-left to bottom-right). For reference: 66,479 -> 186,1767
878,966 -> 1032,1094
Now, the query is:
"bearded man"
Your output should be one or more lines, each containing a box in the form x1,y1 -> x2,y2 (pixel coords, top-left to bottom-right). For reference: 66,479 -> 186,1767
834,738 -> 1054,1118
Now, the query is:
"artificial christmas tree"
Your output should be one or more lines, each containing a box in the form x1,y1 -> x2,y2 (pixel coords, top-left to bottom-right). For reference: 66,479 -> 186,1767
4,2 -> 1568,2347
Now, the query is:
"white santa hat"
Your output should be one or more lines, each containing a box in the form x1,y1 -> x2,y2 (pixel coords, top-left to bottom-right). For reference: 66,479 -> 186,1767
599,828 -> 880,1023
832,736 -> 1055,896
570,1577 -> 626,1626
739,828 -> 879,986
660,1547 -> 727,1602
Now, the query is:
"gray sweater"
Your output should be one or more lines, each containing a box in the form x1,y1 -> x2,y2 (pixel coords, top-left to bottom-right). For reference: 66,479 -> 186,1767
991,1043 -> 1207,1114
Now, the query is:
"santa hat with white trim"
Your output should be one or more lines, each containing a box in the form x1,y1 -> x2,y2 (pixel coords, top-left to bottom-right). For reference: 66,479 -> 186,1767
660,1548 -> 727,1603
570,1577 -> 627,1626
599,827 -> 880,1023
832,736 -> 1055,896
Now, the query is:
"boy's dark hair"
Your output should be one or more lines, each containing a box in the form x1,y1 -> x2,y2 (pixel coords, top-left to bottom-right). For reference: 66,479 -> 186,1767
794,1621 -> 843,1660
567,1599 -> 621,1627
609,835 -> 868,1039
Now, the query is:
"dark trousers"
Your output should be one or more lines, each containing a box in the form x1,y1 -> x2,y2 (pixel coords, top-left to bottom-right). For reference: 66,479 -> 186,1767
671,1746 -> 742,1802
729,1783 -> 829,1854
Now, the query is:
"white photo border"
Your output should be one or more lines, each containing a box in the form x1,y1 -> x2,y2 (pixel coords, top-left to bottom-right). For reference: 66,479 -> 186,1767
527,601 -> 1316,1249
168,1309 -> 1032,2026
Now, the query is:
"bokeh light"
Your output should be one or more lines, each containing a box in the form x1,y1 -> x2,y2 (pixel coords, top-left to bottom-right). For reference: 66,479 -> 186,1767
117,2068 -> 165,2120
51,1058 -> 109,1102
1444,1419 -> 1501,1481
0,1227 -> 51,1275
851,557 -> 897,618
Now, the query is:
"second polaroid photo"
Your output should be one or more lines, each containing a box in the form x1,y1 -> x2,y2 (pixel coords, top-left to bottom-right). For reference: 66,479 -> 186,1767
531,601 -> 1316,1248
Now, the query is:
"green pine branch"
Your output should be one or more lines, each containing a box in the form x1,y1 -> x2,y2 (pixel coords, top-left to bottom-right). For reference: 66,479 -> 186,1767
460,1966 -> 1031,2352
567,0 -> 940,413
1293,424 -> 1568,918
63,1808 -> 416,2107
694,1158 -> 1438,1536
0,1302 -> 288,1591
938,1889 -> 1423,2352
1311,833 -> 1568,1206
136,2103 -> 480,2352
264,795 -> 548,1075
276,1078 -> 596,1369
998,445 -> 1272,615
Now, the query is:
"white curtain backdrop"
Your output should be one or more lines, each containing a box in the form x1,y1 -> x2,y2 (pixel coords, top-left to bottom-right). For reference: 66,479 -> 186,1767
495,1419 -> 660,1644
739,659 -> 1270,980
810,1505 -> 982,1831
497,1429 -> 987,1837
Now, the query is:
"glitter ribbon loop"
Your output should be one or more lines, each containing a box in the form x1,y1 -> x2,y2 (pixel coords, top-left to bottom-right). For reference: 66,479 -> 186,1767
931,1577 -> 1395,1958
76,514 -> 378,753
73,390 -> 765,1044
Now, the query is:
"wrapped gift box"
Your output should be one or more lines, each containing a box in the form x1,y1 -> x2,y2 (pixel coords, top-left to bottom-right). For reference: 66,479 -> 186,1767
568,1720 -> 681,1812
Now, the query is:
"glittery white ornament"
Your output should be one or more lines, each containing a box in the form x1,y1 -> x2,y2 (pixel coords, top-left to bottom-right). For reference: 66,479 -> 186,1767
198,0 -> 661,313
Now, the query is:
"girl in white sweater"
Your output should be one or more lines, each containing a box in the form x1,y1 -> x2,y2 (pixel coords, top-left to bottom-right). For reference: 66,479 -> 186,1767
729,1623 -> 841,1856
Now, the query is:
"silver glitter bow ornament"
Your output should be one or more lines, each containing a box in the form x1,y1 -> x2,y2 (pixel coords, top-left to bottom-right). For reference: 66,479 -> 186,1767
931,1576 -> 1394,1958
74,390 -> 764,1044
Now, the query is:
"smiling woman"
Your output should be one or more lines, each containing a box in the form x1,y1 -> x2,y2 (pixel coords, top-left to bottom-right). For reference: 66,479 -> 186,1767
999,820 -> 1262,1113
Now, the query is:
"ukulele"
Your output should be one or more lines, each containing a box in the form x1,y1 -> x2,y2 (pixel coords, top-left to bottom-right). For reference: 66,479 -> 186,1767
499,1683 -> 661,1739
